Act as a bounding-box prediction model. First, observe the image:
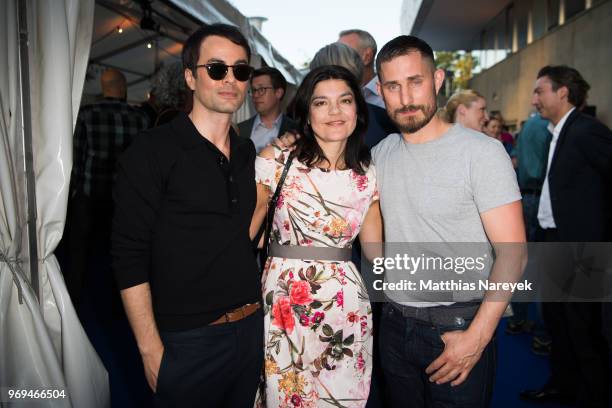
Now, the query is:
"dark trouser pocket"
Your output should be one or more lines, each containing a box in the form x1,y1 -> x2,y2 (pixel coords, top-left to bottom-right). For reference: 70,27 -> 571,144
155,347 -> 170,396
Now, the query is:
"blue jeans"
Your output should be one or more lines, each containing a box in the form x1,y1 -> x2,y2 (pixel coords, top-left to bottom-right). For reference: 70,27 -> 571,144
379,303 -> 496,407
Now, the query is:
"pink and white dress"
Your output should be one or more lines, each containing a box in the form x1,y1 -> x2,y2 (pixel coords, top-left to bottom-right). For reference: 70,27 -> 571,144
255,148 -> 378,408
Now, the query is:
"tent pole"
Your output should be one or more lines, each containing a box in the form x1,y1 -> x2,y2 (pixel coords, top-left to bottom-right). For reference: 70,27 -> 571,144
17,0 -> 40,302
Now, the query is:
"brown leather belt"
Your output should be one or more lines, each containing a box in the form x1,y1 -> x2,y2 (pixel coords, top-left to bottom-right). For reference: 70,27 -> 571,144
209,302 -> 260,325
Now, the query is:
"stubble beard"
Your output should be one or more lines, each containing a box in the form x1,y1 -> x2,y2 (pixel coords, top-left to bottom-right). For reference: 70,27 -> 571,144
392,102 -> 437,133
195,88 -> 245,115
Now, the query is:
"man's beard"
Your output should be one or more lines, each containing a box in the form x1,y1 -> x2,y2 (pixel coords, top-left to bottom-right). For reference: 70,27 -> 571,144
392,102 -> 437,133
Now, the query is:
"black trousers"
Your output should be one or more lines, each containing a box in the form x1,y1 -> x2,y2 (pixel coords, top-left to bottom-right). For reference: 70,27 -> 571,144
153,310 -> 264,408
603,302 -> 612,405
540,228 -> 610,407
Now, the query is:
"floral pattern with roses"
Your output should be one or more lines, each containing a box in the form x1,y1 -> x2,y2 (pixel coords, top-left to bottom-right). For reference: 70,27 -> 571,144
254,148 -> 378,408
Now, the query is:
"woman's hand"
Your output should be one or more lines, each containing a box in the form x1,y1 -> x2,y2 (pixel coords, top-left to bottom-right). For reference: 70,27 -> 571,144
270,130 -> 300,151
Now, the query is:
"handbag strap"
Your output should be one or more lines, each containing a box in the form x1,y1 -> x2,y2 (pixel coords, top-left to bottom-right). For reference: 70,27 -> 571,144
253,151 -> 294,247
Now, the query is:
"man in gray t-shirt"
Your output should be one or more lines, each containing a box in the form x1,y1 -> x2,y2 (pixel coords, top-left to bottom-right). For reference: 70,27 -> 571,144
373,124 -> 521,305
373,35 -> 525,407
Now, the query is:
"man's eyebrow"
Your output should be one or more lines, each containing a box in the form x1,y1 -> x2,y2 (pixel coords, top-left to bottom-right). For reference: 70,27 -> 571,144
406,75 -> 424,81
205,58 -> 249,65
382,75 -> 424,85
382,79 -> 399,86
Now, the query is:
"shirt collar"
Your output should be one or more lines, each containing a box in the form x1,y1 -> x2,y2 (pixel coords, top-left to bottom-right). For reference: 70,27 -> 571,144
171,112 -> 249,154
253,113 -> 283,129
548,107 -> 575,136
363,76 -> 379,96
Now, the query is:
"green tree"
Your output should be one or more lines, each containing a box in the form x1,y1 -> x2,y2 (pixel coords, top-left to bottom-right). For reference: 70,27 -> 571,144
434,51 -> 479,93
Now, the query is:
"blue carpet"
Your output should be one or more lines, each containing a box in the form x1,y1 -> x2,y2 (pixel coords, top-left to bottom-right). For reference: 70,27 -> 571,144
491,317 -> 564,408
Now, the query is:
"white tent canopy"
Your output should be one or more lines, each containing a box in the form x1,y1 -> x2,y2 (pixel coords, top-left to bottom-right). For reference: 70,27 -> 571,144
1,0 -> 109,406
1,0 -> 300,407
86,0 -> 302,121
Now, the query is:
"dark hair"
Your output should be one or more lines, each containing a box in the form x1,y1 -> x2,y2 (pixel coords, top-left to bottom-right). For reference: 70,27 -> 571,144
252,67 -> 288,100
376,35 -> 435,78
182,23 -> 251,77
537,65 -> 590,108
293,65 -> 371,175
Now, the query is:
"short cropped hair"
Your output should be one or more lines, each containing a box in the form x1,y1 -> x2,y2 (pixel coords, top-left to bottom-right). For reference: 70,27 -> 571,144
339,29 -> 377,57
310,42 -> 364,85
182,23 -> 251,77
376,35 -> 436,78
252,67 -> 288,99
537,65 -> 590,108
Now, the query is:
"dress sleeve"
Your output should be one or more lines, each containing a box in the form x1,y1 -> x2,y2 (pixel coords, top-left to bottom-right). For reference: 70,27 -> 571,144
255,147 -> 291,189
369,164 -> 380,202
255,156 -> 276,188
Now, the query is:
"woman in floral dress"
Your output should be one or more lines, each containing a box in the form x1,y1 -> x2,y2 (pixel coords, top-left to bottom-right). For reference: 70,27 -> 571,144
251,65 -> 383,407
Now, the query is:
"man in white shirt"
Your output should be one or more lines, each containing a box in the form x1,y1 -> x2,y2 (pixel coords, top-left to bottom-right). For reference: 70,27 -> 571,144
520,65 -> 612,407
338,29 -> 385,109
238,67 -> 296,152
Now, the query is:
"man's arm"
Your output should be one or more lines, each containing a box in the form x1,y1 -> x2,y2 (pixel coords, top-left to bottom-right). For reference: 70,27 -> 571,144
426,201 -> 527,386
121,283 -> 164,392
112,134 -> 167,392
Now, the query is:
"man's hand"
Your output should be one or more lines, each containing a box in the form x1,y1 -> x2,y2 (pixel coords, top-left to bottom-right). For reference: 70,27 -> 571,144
142,342 -> 164,392
425,328 -> 489,386
120,283 -> 165,393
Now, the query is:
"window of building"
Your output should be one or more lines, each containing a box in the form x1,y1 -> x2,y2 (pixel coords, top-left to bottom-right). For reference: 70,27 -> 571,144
565,0 -> 585,19
548,0 -> 560,29
532,0 -> 548,40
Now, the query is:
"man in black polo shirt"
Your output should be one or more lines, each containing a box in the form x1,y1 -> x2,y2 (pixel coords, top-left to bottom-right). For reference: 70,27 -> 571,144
112,24 -> 261,407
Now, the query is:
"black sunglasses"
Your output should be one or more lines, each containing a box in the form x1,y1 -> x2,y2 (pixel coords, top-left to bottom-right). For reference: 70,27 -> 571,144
196,63 -> 254,82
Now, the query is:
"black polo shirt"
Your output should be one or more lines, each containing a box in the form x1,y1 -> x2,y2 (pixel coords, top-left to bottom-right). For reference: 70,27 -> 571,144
112,112 -> 260,331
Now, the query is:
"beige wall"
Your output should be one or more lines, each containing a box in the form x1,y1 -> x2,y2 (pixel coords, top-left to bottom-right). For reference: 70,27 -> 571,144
470,0 -> 612,128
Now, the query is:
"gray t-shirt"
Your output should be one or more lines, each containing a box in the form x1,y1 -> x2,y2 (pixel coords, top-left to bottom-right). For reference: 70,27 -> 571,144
372,124 -> 521,305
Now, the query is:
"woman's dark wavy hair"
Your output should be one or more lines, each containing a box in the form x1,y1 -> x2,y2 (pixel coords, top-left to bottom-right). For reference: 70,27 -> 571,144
293,65 -> 370,175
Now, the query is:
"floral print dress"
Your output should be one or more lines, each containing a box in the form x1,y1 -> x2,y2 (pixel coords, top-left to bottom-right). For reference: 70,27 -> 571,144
255,149 -> 378,408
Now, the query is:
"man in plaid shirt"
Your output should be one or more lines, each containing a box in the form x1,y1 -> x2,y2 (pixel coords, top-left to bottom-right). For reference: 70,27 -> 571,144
65,68 -> 149,306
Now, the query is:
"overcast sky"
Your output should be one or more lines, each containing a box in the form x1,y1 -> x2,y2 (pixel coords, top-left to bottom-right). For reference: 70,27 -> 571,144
228,0 -> 404,68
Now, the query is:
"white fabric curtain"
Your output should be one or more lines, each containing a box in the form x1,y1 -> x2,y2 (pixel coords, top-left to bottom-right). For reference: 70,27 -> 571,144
0,1 -> 109,406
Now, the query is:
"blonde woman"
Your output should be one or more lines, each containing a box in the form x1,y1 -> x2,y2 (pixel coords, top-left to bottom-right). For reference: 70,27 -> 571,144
440,90 -> 488,132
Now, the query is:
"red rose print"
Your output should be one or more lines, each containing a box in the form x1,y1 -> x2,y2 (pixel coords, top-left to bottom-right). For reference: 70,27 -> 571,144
272,296 -> 295,334
336,290 -> 344,307
276,193 -> 285,209
351,171 -> 368,191
312,311 -> 325,324
290,281 -> 313,305
291,394 -> 302,406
